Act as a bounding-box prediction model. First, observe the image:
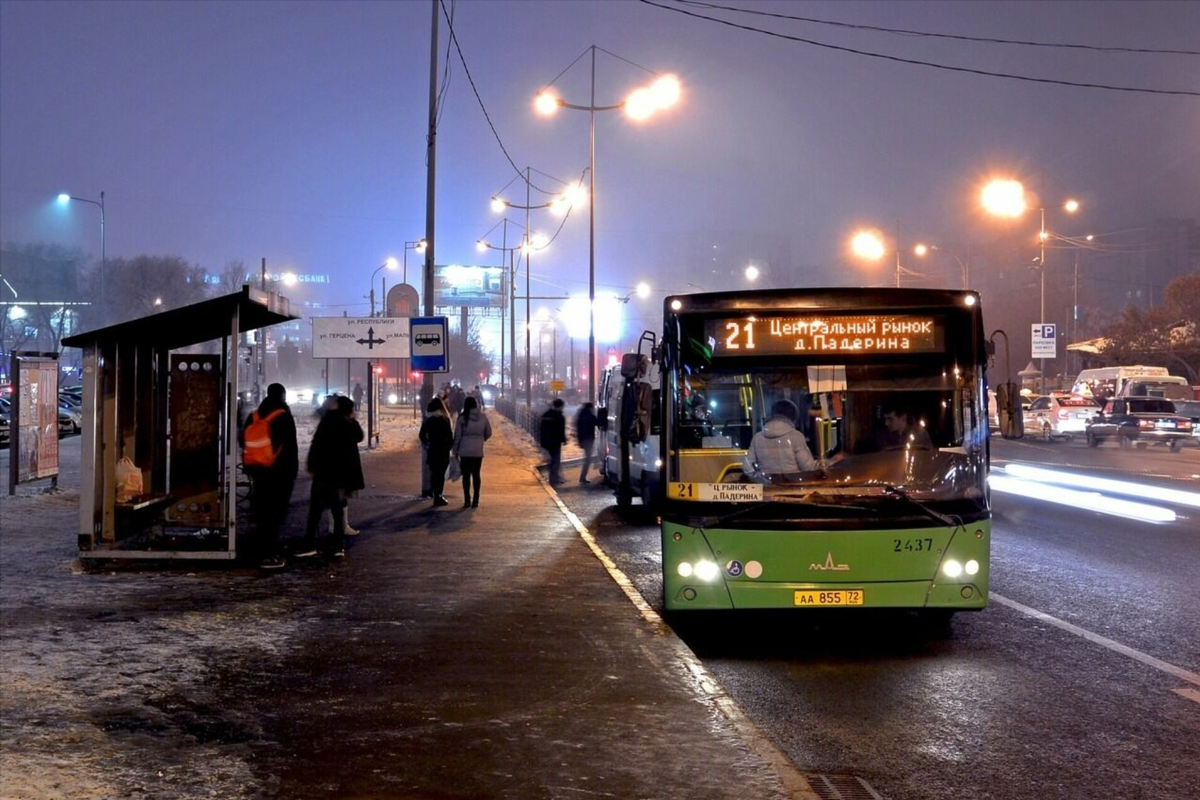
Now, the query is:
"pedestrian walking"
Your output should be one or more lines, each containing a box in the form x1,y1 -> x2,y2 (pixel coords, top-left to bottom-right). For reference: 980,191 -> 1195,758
540,398 -> 567,485
470,384 -> 484,407
300,396 -> 365,558
575,402 -> 597,484
453,396 -> 492,508
240,383 -> 298,569
419,397 -> 453,507
448,385 -> 465,418
352,382 -> 364,409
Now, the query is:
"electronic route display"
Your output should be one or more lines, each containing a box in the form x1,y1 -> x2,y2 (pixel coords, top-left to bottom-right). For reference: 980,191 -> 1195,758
702,314 -> 944,356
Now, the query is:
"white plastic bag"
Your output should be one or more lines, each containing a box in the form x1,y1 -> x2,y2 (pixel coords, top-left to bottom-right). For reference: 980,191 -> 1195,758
115,457 -> 143,503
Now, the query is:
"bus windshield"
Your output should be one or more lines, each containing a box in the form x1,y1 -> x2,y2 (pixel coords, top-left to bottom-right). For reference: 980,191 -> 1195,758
670,360 -> 987,507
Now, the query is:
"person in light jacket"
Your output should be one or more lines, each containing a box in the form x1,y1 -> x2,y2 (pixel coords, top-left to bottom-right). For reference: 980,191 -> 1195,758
453,396 -> 492,508
742,399 -> 816,483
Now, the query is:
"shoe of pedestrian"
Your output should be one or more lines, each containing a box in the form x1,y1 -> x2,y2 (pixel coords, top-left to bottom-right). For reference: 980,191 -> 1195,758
331,549 -> 345,558
579,478 -> 590,484
293,545 -> 318,558
260,554 -> 286,570
432,496 -> 449,507
344,525 -> 360,537
462,499 -> 472,508
471,500 -> 479,508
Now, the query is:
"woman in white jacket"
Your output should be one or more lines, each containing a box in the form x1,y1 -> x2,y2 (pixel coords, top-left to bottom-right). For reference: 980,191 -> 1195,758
742,400 -> 816,482
453,396 -> 493,508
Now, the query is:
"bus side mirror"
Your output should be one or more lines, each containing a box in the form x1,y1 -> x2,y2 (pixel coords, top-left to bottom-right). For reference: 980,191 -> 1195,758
996,382 -> 1024,439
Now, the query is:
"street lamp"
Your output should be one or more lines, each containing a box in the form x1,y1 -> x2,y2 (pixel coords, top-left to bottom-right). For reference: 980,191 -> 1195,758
635,281 -> 651,300
915,244 -> 969,289
402,240 -> 426,286
851,229 -> 926,287
744,265 -> 760,282
369,258 -> 399,316
57,191 -> 106,325
535,47 -> 680,402
982,179 -> 1082,392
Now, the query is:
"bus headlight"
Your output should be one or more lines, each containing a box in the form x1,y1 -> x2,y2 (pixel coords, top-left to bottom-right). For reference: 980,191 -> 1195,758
965,559 -> 980,576
677,562 -> 693,578
694,560 -> 720,581
942,559 -> 964,578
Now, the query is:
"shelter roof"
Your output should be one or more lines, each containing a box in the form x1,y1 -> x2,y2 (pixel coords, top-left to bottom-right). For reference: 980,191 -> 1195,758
62,287 -> 295,351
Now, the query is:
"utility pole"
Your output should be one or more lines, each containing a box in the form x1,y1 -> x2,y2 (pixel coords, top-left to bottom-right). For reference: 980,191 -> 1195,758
499,218 -> 507,399
588,46 -> 597,404
421,0 -> 438,409
525,167 -> 532,409
510,245 -> 517,405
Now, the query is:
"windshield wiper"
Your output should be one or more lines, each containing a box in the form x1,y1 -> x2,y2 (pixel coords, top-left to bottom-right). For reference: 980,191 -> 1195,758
881,484 -> 960,528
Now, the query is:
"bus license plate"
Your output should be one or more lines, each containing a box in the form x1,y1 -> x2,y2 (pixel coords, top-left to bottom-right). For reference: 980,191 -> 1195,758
794,589 -> 864,606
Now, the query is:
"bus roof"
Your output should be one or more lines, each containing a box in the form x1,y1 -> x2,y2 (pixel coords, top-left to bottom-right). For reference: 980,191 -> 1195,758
664,287 -> 980,315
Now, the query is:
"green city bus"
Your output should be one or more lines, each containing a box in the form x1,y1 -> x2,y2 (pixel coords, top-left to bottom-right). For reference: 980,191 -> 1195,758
655,288 -> 992,616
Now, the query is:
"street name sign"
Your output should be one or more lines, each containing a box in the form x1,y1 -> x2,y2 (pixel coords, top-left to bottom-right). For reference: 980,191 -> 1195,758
410,316 -> 449,373
312,317 -> 411,359
1031,323 -> 1057,359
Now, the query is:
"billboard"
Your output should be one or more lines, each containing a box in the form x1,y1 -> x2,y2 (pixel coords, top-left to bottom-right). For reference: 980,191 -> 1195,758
434,265 -> 503,309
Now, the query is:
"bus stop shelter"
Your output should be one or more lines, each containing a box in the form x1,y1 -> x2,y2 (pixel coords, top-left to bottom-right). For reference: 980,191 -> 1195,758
61,286 -> 295,559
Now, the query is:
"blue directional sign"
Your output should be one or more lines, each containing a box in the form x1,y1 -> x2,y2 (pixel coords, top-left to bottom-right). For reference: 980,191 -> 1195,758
410,316 -> 449,373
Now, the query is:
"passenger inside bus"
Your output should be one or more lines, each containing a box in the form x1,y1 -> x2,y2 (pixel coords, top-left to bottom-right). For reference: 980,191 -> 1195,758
742,399 -> 817,483
877,402 -> 935,451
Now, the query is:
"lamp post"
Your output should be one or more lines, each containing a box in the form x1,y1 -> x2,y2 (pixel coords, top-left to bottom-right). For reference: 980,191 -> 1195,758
370,257 -> 400,316
534,47 -> 680,403
402,240 -> 427,287
981,179 -> 1080,393
57,192 -> 105,325
914,244 -> 969,288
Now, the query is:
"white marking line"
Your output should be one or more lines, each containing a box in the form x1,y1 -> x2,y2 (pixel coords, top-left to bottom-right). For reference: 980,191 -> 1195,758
530,465 -> 820,800
992,593 -> 1200,705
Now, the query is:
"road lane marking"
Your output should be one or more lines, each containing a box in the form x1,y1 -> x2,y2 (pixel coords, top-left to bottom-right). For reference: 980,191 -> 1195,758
992,593 -> 1200,698
521,457 -> 821,800
1172,687 -> 1200,706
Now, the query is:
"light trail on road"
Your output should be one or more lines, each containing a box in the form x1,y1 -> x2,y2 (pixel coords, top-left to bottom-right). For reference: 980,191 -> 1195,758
1000,463 -> 1200,509
989,474 -> 1177,523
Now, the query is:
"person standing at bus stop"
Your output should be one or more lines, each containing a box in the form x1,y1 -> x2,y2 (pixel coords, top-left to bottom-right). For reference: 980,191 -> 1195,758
301,396 -> 364,558
420,397 -> 453,507
540,399 -> 567,486
453,395 -> 492,508
241,383 -> 298,569
575,402 -> 597,484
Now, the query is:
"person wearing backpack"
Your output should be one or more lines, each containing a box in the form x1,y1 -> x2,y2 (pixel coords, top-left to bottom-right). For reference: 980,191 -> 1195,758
240,383 -> 298,569
540,399 -> 567,486
453,396 -> 492,508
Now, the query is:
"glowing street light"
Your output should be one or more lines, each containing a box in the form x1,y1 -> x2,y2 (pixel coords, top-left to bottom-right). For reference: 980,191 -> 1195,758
1064,198 -> 1080,214
913,243 -> 929,257
56,190 -> 106,324
635,281 -> 651,299
491,198 -> 508,214
476,240 -> 488,253
280,272 -> 298,287
535,46 -> 681,404
744,265 -> 760,282
851,231 -> 886,261
981,179 -> 1027,219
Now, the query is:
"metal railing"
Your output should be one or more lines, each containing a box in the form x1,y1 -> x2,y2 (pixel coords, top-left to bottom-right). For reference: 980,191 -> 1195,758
495,398 -> 543,443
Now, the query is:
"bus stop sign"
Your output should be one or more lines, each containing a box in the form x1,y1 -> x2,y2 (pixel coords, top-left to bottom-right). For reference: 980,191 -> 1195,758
410,316 -> 449,373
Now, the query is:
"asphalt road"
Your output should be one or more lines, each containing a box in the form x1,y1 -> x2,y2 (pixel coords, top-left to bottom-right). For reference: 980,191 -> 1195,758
552,436 -> 1200,800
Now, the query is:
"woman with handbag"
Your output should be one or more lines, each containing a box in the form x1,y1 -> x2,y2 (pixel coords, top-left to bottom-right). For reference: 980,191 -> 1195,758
452,396 -> 492,508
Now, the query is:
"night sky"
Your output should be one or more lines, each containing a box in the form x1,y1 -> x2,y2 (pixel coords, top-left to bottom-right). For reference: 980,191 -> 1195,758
2,0 -> 1197,334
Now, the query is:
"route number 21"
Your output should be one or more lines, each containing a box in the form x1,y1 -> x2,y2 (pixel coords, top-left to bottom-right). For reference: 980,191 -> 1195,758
725,321 -> 756,350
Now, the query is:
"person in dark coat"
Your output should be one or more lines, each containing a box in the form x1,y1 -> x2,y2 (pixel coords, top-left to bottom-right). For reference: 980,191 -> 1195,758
540,398 -> 568,486
574,402 -> 597,484
241,383 -> 298,569
453,396 -> 492,508
419,397 -> 453,507
301,396 -> 365,557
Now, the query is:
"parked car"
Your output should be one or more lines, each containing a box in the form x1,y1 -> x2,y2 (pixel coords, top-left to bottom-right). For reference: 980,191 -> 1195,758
1024,394 -> 1102,441
0,404 -> 9,446
988,390 -> 1035,430
1085,397 -> 1194,452
1172,399 -> 1200,447
59,402 -> 82,433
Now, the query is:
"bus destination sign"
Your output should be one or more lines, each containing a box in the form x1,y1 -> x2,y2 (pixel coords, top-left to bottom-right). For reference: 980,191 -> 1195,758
704,314 -> 943,355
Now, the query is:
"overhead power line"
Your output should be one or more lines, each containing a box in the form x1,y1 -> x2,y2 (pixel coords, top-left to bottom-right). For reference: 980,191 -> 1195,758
638,0 -> 1200,97
675,0 -> 1200,57
438,0 -> 560,193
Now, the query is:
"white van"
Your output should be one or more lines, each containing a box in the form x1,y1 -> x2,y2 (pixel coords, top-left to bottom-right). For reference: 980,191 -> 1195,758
598,360 -> 660,506
1071,366 -> 1179,400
